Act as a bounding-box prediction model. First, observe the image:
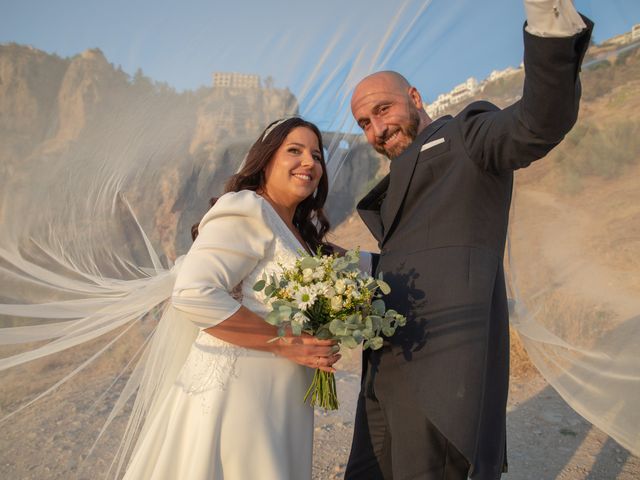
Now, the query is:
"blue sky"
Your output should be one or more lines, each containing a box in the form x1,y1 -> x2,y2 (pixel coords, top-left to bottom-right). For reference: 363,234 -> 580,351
2,0 -> 639,129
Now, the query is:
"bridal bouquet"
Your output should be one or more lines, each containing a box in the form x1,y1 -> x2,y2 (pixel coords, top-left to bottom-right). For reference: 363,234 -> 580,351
253,249 -> 406,410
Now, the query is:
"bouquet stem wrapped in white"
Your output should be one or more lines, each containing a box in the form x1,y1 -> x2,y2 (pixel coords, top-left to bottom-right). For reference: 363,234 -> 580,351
254,249 -> 406,410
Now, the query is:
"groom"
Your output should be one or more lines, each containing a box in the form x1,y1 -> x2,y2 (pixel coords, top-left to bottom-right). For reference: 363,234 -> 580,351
346,1 -> 592,479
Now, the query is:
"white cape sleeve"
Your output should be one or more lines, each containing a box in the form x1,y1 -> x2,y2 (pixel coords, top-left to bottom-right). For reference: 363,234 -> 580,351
171,190 -> 274,328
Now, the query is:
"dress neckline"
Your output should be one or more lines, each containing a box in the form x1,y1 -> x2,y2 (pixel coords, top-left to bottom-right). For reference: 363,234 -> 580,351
255,193 -> 313,255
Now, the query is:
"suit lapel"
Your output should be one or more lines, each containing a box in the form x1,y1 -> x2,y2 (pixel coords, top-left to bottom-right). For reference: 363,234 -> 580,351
380,117 -> 450,245
356,175 -> 390,243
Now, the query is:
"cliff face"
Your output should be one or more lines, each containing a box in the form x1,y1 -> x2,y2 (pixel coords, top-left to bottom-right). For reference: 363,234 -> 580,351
49,49 -> 127,151
0,44 -> 377,264
0,44 -> 299,164
0,45 -> 68,162
189,85 -> 298,155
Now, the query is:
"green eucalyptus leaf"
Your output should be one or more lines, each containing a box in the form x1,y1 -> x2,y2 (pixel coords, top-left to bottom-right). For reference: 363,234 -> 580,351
376,279 -> 391,295
371,300 -> 385,315
315,329 -> 334,340
253,279 -> 266,291
336,326 -> 349,337
368,315 -> 382,329
352,330 -> 364,343
279,307 -> 292,321
271,299 -> 286,309
341,336 -> 359,349
382,327 -> 395,337
300,256 -> 318,269
333,258 -> 348,271
329,319 -> 344,334
291,322 -> 302,336
361,328 -> 375,339
265,311 -> 281,326
345,313 -> 361,325
369,336 -> 384,350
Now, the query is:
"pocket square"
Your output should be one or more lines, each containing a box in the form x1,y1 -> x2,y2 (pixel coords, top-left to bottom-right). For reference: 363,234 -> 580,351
420,137 -> 446,152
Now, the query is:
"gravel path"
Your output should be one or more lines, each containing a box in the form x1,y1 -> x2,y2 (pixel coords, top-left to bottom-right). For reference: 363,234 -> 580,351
312,353 -> 640,480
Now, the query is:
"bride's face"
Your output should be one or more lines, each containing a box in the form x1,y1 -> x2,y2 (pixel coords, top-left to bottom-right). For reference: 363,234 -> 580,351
262,127 -> 323,208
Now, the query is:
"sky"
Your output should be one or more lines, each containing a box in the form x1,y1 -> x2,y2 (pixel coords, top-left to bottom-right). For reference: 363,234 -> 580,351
2,0 -> 639,129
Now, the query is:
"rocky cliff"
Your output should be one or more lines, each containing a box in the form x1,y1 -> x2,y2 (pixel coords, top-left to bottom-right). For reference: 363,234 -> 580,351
0,44 -> 380,263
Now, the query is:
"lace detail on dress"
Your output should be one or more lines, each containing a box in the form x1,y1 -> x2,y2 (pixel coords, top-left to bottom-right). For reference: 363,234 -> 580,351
176,332 -> 246,414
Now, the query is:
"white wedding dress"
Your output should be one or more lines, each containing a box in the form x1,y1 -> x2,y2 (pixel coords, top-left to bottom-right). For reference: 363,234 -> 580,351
123,190 -> 314,480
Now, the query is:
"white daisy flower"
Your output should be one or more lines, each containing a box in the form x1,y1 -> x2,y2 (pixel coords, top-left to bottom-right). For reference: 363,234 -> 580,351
292,311 -> 309,327
294,286 -> 317,310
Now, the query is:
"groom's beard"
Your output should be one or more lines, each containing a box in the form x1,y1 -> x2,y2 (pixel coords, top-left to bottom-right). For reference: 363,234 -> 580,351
376,108 -> 421,160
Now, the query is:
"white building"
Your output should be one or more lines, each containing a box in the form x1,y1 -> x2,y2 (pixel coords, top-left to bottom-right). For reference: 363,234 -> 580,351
212,72 -> 261,89
487,65 -> 521,82
632,24 -> 640,42
426,77 -> 479,117
604,32 -> 632,46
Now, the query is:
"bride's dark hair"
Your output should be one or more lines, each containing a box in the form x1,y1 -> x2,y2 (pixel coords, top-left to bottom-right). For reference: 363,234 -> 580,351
192,117 -> 331,252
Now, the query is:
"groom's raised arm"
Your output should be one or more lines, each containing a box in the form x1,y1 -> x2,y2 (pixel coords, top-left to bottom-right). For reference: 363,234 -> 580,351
459,0 -> 593,172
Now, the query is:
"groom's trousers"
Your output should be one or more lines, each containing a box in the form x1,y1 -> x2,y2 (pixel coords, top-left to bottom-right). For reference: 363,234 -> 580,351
345,349 -> 470,480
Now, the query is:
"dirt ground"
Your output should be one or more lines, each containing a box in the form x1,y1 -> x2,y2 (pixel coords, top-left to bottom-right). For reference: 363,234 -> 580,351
312,352 -> 640,480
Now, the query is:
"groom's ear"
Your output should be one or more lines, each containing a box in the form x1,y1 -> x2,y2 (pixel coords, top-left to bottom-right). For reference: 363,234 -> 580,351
408,86 -> 423,110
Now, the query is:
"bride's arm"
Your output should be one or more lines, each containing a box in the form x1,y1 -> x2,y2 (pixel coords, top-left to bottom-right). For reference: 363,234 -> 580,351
173,191 -> 339,372
205,307 -> 339,373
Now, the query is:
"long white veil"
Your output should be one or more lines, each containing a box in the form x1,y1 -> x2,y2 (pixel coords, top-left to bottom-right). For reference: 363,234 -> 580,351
1,1 -> 639,477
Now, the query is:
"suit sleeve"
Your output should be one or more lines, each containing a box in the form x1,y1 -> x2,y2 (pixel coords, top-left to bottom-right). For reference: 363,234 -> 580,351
172,191 -> 274,329
459,15 -> 593,172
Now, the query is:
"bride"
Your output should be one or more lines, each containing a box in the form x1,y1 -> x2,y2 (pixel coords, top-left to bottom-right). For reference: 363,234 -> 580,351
123,117 -> 341,479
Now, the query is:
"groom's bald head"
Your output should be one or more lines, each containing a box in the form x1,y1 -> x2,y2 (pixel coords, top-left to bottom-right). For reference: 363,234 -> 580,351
351,71 -> 412,103
351,71 -> 431,159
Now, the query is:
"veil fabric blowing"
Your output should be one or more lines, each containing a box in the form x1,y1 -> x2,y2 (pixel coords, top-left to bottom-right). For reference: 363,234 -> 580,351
1,1 -> 640,477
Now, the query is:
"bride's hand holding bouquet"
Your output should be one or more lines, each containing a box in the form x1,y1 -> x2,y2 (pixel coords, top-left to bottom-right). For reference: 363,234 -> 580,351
254,248 -> 406,410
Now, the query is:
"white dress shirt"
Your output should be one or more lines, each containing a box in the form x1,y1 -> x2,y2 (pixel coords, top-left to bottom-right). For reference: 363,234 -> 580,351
524,0 -> 586,37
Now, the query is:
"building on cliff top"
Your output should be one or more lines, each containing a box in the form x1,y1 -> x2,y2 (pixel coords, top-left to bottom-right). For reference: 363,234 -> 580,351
212,72 -> 261,89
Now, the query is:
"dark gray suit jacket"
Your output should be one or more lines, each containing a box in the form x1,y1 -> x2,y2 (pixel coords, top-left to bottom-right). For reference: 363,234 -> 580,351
356,18 -> 593,479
